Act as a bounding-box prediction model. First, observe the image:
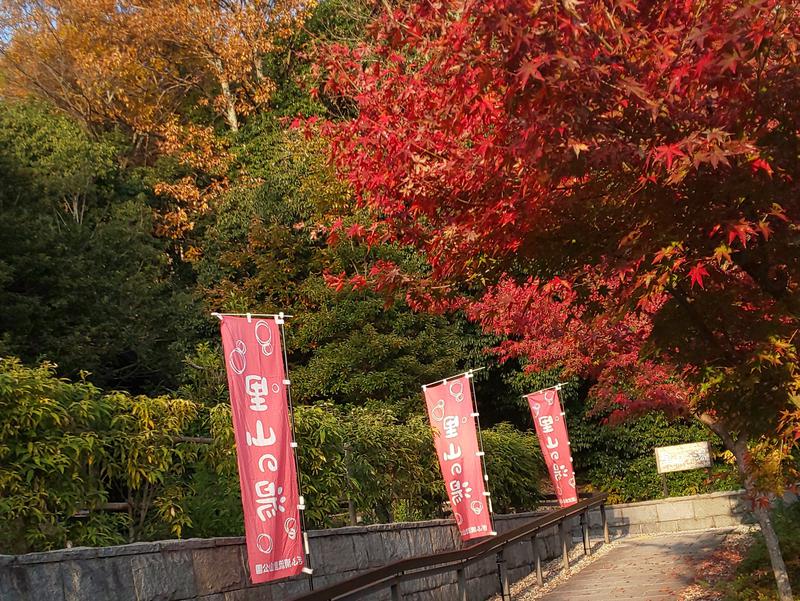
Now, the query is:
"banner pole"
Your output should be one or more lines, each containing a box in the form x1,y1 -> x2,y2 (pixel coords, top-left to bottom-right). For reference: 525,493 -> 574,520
212,312 -> 295,319
526,382 -> 565,397
277,313 -> 314,590
423,366 -> 485,389
467,371 -> 496,535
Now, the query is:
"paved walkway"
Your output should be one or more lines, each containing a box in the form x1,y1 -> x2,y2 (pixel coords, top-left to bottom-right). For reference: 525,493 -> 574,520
537,529 -> 730,601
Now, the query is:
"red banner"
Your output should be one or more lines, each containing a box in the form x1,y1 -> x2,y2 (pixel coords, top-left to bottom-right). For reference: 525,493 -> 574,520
219,315 -> 305,583
424,375 -> 494,541
525,388 -> 578,507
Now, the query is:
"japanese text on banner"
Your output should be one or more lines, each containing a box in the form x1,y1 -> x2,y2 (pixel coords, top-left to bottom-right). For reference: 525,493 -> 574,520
423,376 -> 493,541
526,388 -> 578,507
219,316 -> 305,584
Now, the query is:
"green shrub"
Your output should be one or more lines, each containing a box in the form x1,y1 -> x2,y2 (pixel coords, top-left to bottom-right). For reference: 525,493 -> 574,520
1,357 -> 544,550
567,396 -> 739,503
0,357 -> 201,552
482,423 -> 543,512
0,358 -> 112,552
708,502 -> 800,600
197,403 -> 543,529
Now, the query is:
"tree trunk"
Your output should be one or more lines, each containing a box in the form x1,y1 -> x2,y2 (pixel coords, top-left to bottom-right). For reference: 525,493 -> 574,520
697,415 -> 793,601
210,57 -> 240,132
220,76 -> 239,132
752,502 -> 794,601
730,439 -> 794,601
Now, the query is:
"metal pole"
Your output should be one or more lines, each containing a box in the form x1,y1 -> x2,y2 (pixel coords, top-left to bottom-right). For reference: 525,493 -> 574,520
582,510 -> 591,556
528,382 -> 566,396
422,367 -> 486,388
496,550 -> 511,601
211,311 -> 294,319
457,567 -> 468,601
532,535 -> 543,585
468,373 -> 495,524
278,315 -> 314,589
580,512 -> 586,555
601,503 -> 610,544
559,521 -> 570,571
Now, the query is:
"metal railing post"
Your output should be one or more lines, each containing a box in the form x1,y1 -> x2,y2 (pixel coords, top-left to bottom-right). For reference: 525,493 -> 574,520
285,494 -> 609,601
559,522 -> 569,571
496,550 -> 511,601
457,567 -> 468,601
582,510 -> 591,556
601,502 -> 610,543
579,512 -> 586,555
532,534 -> 543,585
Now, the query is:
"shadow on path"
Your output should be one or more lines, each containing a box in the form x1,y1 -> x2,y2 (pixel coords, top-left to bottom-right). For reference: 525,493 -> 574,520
536,529 -> 732,601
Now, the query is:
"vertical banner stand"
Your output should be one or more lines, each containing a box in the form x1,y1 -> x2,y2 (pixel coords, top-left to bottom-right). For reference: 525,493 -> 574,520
277,312 -> 315,590
467,369 -> 497,536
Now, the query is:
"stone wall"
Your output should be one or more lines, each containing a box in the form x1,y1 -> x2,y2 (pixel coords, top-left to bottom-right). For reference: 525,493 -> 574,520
595,489 -> 752,537
0,490 -> 750,601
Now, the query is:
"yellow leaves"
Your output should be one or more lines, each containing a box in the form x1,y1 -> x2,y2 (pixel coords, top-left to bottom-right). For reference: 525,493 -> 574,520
752,336 -> 797,372
8,0 -> 308,131
1,0 -> 313,240
569,140 -> 590,158
745,437 -> 796,495
153,120 -> 234,238
713,243 -> 733,267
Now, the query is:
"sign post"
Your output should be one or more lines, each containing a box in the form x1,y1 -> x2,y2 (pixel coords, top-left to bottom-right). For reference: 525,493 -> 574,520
654,441 -> 713,498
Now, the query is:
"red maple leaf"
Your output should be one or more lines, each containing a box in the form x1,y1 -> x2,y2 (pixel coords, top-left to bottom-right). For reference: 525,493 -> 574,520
688,263 -> 709,289
652,143 -> 686,170
346,222 -> 366,239
751,158 -> 773,176
518,57 -> 548,87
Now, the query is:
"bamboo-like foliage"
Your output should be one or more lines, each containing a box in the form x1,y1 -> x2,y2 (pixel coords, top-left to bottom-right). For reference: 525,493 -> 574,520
0,357 -> 544,552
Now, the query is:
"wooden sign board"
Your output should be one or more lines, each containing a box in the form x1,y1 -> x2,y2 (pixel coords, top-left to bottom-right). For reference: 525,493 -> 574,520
654,441 -> 712,474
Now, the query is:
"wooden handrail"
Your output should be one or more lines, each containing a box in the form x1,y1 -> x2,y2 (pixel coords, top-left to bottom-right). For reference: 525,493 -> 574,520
289,493 -> 609,601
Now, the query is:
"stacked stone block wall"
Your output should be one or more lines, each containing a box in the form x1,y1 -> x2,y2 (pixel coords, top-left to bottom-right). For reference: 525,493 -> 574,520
0,490 -> 750,601
593,489 -> 752,538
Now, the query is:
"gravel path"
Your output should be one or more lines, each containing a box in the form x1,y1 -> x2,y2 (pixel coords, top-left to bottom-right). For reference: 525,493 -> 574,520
496,528 -> 744,601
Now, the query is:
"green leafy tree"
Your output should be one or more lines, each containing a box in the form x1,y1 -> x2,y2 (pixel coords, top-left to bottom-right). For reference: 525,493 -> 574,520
568,407 -> 740,504
192,124 -> 471,413
0,358 -> 112,552
0,101 -> 201,393
481,423 -> 543,512
0,357 -> 202,552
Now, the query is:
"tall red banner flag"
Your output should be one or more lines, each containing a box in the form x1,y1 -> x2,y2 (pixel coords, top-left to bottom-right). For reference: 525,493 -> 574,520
423,375 -> 494,541
219,315 -> 305,583
525,388 -> 578,507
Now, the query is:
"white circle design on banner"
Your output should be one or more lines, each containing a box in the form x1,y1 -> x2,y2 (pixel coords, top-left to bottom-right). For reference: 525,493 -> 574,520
229,340 -> 247,375
454,512 -> 463,525
284,517 -> 298,540
431,399 -> 445,422
254,320 -> 274,356
531,401 -> 541,418
256,533 -> 273,554
544,390 -> 556,405
470,500 -> 483,515
449,380 -> 464,402
271,383 -> 280,394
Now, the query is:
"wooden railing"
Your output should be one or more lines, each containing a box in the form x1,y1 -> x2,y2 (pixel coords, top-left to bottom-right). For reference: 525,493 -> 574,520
290,493 -> 610,601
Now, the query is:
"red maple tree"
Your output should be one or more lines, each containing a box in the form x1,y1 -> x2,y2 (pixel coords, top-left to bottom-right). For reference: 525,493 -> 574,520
320,1 -> 800,597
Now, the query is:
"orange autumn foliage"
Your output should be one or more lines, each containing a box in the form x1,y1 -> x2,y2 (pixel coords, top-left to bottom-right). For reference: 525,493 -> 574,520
1,0 -> 313,237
